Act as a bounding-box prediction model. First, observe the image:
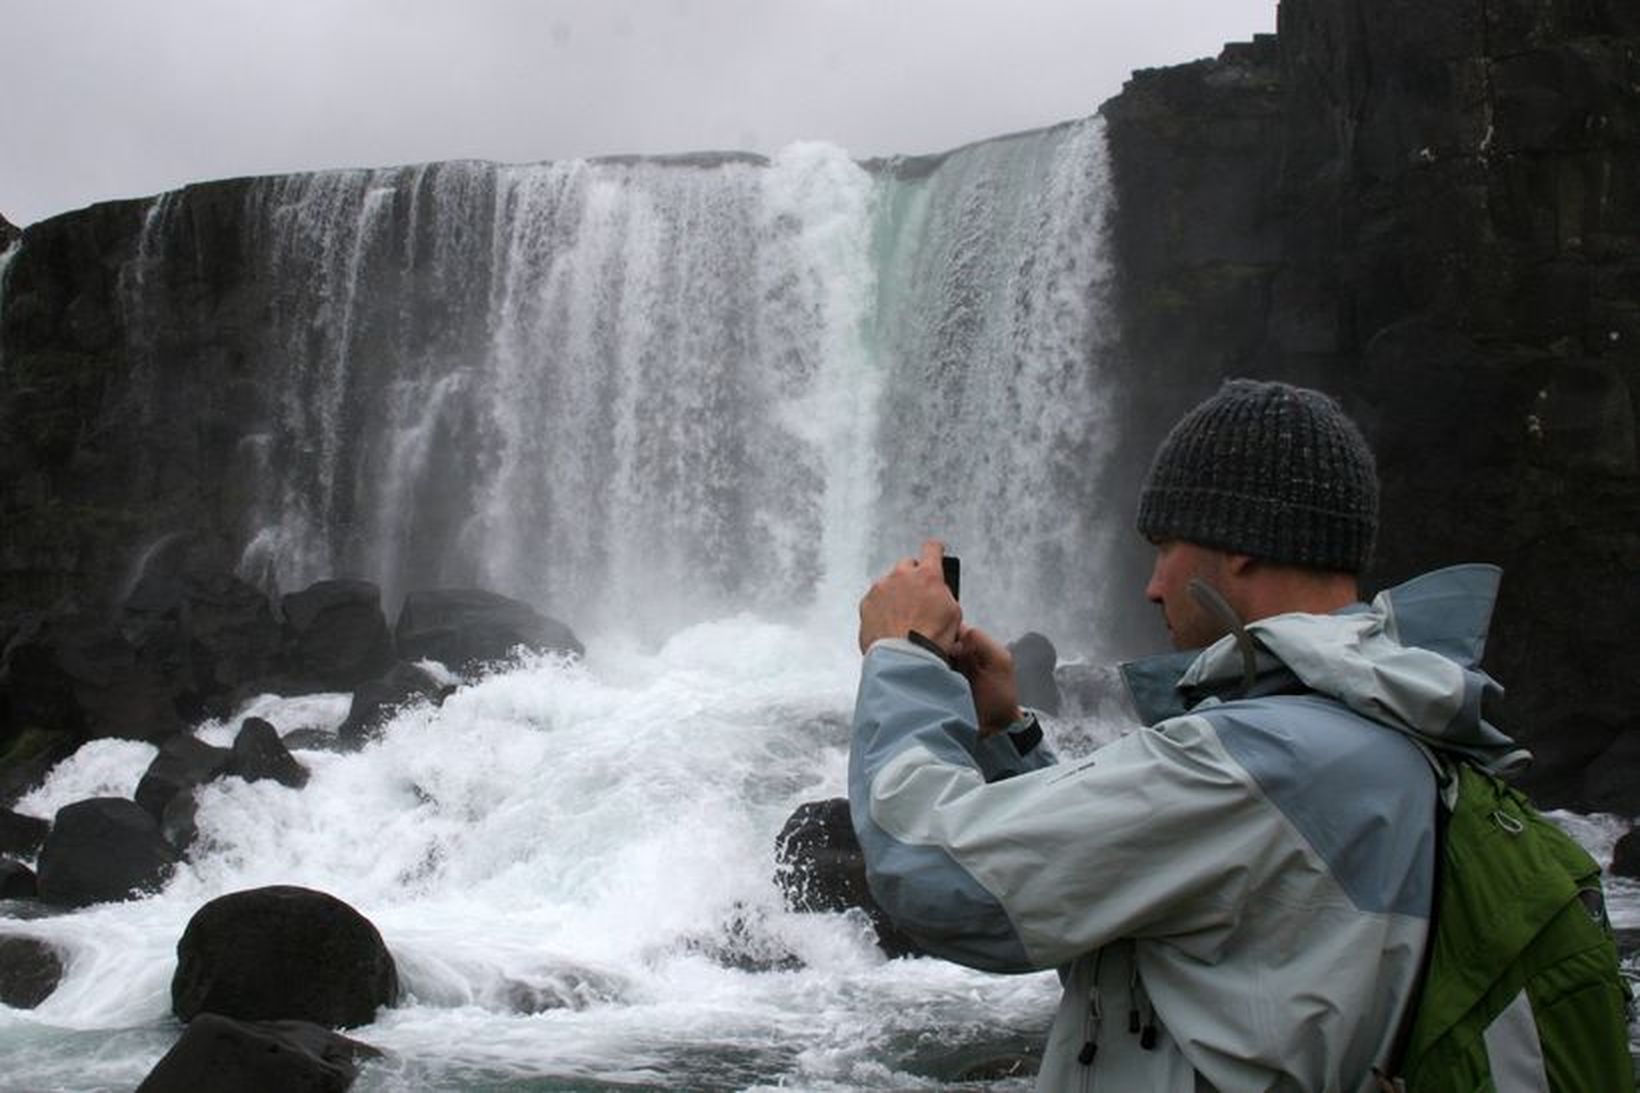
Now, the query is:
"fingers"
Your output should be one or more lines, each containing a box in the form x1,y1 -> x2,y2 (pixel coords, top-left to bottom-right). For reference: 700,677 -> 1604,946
918,539 -> 946,570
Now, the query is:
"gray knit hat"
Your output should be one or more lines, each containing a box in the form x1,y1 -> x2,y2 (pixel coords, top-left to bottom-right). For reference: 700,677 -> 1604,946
1136,379 -> 1379,572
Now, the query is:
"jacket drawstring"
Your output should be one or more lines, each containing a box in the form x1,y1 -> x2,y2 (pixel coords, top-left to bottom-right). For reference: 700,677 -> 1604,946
1188,578 -> 1258,698
1079,950 -> 1104,1067
1128,958 -> 1158,1050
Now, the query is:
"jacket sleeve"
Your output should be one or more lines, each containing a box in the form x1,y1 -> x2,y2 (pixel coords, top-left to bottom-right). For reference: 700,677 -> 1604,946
850,642 -> 1281,972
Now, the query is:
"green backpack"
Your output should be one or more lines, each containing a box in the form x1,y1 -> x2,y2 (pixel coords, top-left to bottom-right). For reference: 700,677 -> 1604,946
1390,761 -> 1635,1091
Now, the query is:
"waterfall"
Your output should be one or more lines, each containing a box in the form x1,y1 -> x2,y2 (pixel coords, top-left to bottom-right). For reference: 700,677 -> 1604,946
156,120 -> 1117,652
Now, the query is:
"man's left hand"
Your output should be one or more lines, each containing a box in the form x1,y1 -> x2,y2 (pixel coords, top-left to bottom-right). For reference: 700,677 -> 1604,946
858,539 -> 961,656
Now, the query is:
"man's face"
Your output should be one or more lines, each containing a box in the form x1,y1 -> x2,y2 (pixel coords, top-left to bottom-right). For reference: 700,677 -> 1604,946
1145,540 -> 1234,650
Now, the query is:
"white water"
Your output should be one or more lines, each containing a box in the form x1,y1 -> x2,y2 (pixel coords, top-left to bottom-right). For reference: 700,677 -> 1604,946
2,620 -> 1091,1091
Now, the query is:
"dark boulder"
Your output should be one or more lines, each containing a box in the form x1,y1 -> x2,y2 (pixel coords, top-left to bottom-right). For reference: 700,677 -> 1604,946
1,610 -> 181,745
134,734 -> 232,820
120,566 -> 283,720
36,797 -> 180,907
394,588 -> 582,678
337,662 -> 447,745
0,935 -> 63,1008
0,728 -> 77,807
0,859 -> 37,899
0,212 -> 18,248
135,1013 -> 380,1093
774,798 -> 923,958
0,808 -> 49,857
172,885 -> 398,1027
160,789 -> 201,854
230,717 -> 309,788
1611,828 -> 1640,880
281,581 -> 394,691
1008,632 -> 1061,715
1583,732 -> 1640,816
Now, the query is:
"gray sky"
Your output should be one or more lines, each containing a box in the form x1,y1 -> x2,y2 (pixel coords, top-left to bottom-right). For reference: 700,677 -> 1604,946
3,0 -> 1274,227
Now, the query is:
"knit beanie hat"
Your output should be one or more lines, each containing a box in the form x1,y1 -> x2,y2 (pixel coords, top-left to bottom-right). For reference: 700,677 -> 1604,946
1136,379 -> 1379,572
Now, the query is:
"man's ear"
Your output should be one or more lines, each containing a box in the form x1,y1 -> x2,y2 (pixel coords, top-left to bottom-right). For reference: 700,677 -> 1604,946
1223,552 -> 1257,578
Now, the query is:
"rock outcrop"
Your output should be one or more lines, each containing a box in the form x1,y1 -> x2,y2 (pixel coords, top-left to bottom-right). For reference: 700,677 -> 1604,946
1099,1 -> 1640,812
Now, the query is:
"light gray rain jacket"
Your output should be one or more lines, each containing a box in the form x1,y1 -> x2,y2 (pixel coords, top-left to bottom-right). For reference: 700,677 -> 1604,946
849,565 -> 1527,1091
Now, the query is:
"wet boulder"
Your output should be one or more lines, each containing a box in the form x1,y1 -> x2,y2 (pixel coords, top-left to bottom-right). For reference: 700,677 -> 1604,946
774,797 -> 923,958
134,734 -> 232,820
337,662 -> 447,745
1008,632 -> 1061,715
0,935 -> 64,1008
0,728 -> 77,808
1,610 -> 181,745
135,1013 -> 380,1093
0,859 -> 37,899
160,789 -> 201,855
0,808 -> 49,857
120,567 -> 283,721
281,581 -> 394,691
1611,828 -> 1640,880
36,797 -> 180,907
229,717 -> 309,788
394,588 -> 582,678
172,885 -> 398,1027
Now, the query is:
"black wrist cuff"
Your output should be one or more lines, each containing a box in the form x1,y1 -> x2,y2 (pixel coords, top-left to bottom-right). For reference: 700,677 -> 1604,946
906,630 -> 952,667
1008,711 -> 1043,756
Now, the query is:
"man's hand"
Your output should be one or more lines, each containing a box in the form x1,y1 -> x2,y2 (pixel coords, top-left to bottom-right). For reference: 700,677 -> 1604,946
952,625 -> 1022,737
858,540 -> 961,656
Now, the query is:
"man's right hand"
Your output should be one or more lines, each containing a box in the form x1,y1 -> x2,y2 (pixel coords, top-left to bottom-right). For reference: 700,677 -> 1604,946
952,625 -> 1022,737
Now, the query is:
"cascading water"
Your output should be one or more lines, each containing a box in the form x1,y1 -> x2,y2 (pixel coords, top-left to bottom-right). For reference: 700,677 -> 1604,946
206,123 -> 1114,650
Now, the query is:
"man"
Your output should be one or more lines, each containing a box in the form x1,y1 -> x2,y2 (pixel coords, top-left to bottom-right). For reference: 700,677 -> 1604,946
850,380 -> 1525,1090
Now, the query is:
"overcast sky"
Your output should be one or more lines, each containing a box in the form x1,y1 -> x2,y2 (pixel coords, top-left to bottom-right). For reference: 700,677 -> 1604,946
3,0 -> 1274,227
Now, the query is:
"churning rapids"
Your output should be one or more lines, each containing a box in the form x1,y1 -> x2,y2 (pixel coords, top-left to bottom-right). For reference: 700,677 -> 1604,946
1,122 -> 1635,1089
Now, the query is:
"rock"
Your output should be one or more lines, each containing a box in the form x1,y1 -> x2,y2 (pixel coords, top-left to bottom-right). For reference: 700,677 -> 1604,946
0,610 -> 181,746
337,662 -> 447,745
0,935 -> 64,1008
0,728 -> 77,807
134,734 -> 232,820
160,789 -> 201,854
497,964 -> 632,1014
1055,661 -> 1147,723
36,797 -> 180,907
394,588 -> 583,678
0,808 -> 49,857
0,859 -> 37,899
120,566 -> 283,720
230,717 -> 309,788
172,885 -> 398,1027
1610,829 -> 1640,880
135,1013 -> 380,1093
0,212 -> 18,249
774,798 -> 923,958
1583,733 -> 1640,816
1008,632 -> 1061,715
281,581 -> 395,691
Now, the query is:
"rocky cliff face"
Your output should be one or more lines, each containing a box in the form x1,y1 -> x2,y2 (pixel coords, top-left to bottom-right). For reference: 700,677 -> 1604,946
2,0 -> 1636,810
1100,0 -> 1640,810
